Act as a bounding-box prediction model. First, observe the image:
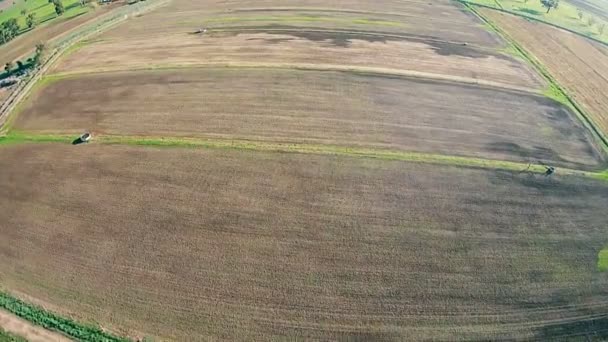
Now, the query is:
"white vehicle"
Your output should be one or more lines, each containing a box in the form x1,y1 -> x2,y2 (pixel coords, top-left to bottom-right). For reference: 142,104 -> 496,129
79,132 -> 91,143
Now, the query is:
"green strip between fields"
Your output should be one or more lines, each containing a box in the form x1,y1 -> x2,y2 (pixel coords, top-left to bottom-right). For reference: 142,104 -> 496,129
2,131 -> 606,180
0,291 -> 130,342
599,248 -> 608,272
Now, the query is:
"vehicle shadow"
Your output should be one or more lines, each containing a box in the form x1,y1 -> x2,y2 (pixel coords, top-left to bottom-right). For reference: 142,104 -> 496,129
72,137 -> 86,145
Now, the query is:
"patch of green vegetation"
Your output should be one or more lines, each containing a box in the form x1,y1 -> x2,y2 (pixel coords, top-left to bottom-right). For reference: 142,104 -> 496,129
1,131 -> 588,176
0,291 -> 129,342
500,43 -> 525,60
598,247 -> 608,272
0,328 -> 27,342
593,170 -> 608,181
543,83 -> 570,106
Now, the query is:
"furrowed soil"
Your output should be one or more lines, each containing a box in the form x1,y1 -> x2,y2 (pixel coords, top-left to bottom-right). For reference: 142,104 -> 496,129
51,0 -> 544,90
15,68 -> 602,169
481,9 -> 608,139
0,144 -> 607,341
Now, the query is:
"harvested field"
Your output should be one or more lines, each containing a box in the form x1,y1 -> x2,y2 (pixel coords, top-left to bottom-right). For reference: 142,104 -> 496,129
104,0 -> 500,46
481,9 -> 608,139
52,30 -> 543,90
15,68 -> 602,169
50,0 -> 546,90
0,143 -> 607,340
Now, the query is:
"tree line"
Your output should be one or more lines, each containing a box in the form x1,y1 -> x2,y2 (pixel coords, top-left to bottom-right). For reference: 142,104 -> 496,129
0,0 -> 66,46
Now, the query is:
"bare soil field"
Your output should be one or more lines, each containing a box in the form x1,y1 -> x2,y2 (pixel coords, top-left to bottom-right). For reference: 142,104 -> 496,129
0,309 -> 70,342
481,9 -> 608,139
15,68 -> 602,169
50,0 -> 546,90
0,143 -> 607,340
0,3 -> 121,66
52,30 -> 543,91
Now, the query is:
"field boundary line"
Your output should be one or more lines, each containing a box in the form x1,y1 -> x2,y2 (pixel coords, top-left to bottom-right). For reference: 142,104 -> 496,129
0,291 -> 130,341
3,132 -> 606,179
45,61 -> 543,95
464,3 -> 608,155
457,0 -> 608,48
0,0 -> 170,135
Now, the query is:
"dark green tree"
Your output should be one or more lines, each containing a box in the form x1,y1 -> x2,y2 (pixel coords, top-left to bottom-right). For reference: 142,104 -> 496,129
53,0 -> 64,16
26,13 -> 36,29
540,0 -> 559,13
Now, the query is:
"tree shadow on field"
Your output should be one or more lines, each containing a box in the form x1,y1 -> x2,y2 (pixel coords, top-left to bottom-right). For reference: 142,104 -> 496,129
486,141 -> 566,164
535,316 -> 608,340
515,7 -> 544,16
488,169 -> 608,198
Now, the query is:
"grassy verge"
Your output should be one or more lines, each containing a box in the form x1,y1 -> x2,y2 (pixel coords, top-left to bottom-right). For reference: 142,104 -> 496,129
465,3 -> 608,153
3,131 -> 605,178
599,248 -> 608,272
0,328 -> 27,342
0,291 -> 129,342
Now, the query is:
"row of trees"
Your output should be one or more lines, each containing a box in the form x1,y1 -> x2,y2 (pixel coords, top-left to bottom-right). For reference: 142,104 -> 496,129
3,43 -> 45,75
0,0 -> 64,46
0,18 -> 20,44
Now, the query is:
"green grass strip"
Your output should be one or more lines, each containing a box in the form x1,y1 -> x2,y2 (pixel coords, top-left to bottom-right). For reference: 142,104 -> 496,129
0,327 -> 27,342
0,291 -> 129,342
599,248 -> 608,272
4,131 -> 606,179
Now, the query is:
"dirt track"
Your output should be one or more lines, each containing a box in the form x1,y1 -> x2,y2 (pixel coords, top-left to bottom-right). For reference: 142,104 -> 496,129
0,309 -> 70,342
0,143 -> 607,341
16,68 -> 602,169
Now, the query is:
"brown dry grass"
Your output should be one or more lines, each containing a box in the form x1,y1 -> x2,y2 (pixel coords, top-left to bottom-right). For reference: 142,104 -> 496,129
14,68 -> 602,169
481,9 -> 608,139
0,143 -> 607,340
50,0 -> 544,90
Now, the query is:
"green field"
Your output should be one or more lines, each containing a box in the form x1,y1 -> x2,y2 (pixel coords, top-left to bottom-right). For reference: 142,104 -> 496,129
0,0 -> 89,33
463,0 -> 608,42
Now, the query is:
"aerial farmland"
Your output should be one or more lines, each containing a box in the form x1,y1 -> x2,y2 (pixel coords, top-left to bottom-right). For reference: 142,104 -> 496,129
0,0 -> 607,341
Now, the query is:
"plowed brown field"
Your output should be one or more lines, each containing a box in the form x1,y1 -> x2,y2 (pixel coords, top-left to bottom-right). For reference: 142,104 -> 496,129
14,69 -> 603,169
480,9 -> 608,140
50,0 -> 544,90
1,144 -> 607,341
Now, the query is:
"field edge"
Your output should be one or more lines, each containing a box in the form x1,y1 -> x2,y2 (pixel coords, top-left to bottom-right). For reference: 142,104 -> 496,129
0,290 -> 130,342
465,2 -> 608,155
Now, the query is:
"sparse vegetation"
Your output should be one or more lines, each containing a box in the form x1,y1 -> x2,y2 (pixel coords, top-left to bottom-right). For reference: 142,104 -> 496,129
0,328 -> 27,342
0,291 -> 129,342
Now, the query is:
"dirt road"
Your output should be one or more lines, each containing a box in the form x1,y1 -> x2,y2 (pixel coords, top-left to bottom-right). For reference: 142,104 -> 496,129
0,309 -> 71,342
